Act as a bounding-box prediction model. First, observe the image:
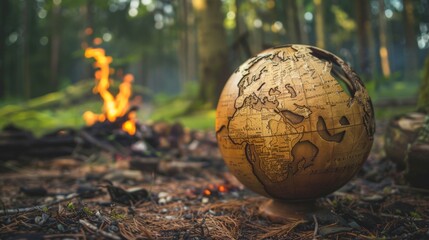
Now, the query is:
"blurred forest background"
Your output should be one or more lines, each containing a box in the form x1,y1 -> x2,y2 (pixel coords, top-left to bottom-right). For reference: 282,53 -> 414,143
1,0 -> 429,134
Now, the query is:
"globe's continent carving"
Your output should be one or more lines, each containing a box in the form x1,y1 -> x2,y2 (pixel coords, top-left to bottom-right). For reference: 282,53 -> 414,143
216,45 -> 375,200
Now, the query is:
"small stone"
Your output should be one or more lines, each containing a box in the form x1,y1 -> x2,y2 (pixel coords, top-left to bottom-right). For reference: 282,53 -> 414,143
158,198 -> 166,205
201,197 -> 209,204
158,192 -> 169,198
161,208 -> 168,214
34,216 -> 43,225
57,224 -> 65,232
44,197 -> 54,203
184,214 -> 192,220
231,192 -> 240,198
96,211 -> 103,220
35,213 -> 49,225
109,225 -> 119,232
348,221 -> 360,229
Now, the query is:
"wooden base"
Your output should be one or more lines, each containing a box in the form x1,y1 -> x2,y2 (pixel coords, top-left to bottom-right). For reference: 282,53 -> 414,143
259,199 -> 319,223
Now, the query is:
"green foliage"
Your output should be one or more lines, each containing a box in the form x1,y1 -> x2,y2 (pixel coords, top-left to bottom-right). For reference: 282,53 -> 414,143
0,81 -> 102,135
416,115 -> 429,143
0,79 -> 214,135
176,110 -> 216,130
330,5 -> 356,45
66,202 -> 76,211
83,206 -> 94,216
147,81 -> 215,130
110,209 -> 125,220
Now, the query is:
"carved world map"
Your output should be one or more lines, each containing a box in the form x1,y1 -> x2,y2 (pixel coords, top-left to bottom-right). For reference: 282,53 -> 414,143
216,45 -> 375,200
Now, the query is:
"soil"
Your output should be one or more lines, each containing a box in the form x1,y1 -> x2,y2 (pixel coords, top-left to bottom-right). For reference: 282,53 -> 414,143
0,120 -> 428,239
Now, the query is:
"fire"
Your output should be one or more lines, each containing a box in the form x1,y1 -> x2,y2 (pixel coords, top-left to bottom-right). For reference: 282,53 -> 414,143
218,185 -> 227,193
83,48 -> 137,135
203,189 -> 211,196
202,184 -> 228,196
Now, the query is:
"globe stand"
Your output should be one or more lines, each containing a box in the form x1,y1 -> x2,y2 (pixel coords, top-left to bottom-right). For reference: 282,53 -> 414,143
259,199 -> 319,222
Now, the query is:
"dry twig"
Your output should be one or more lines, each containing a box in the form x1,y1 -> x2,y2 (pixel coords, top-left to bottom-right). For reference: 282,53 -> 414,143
0,193 -> 80,215
312,214 -> 318,240
79,219 -> 121,240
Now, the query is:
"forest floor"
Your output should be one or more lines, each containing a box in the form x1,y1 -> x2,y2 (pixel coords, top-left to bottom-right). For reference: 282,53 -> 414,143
0,120 -> 428,240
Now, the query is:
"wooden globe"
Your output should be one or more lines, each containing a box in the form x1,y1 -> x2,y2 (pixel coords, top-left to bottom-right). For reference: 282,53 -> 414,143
216,45 -> 375,201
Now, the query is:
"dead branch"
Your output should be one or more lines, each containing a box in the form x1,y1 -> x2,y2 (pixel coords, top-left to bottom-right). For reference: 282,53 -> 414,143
0,193 -> 80,215
79,219 -> 121,240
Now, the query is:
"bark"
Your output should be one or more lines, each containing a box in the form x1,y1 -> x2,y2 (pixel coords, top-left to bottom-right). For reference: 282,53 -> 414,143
296,0 -> 308,44
378,0 -> 391,78
192,0 -> 229,107
178,0 -> 197,86
0,0 -> 9,99
403,0 -> 419,79
232,0 -> 251,62
384,112 -> 425,170
285,0 -> 303,44
418,56 -> 429,112
355,0 -> 371,77
22,1 -> 31,99
406,115 -> 429,189
50,3 -> 61,91
313,0 -> 325,49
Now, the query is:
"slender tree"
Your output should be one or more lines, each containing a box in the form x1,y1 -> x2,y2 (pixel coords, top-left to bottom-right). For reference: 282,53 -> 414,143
403,0 -> 419,79
0,0 -> 9,99
313,0 -> 325,49
378,0 -> 391,78
192,0 -> 230,107
285,0 -> 306,44
355,0 -> 372,78
178,0 -> 197,86
418,56 -> 429,112
50,1 -> 61,91
21,0 -> 31,99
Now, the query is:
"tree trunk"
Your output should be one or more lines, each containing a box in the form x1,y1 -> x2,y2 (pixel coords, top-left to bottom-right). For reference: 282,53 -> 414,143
232,0 -> 251,63
22,0 -> 31,99
313,0 -> 325,49
296,0 -> 308,44
0,0 -> 9,99
418,55 -> 429,112
355,0 -> 371,78
178,0 -> 198,87
285,0 -> 306,44
50,3 -> 61,92
178,0 -> 188,87
378,0 -> 391,78
192,0 -> 229,107
384,112 -> 425,170
403,0 -> 419,79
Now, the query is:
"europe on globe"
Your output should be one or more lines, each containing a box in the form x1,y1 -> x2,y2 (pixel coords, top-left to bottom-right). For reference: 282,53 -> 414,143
216,44 -> 375,200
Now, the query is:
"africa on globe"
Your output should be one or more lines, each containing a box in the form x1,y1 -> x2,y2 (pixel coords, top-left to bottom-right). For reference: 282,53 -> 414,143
216,44 -> 375,200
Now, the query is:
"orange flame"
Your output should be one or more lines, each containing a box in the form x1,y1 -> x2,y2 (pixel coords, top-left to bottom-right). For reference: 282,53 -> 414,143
83,48 -> 137,135
218,185 -> 227,193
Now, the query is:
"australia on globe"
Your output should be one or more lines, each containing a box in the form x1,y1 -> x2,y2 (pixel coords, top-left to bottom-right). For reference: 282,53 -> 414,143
216,45 -> 375,200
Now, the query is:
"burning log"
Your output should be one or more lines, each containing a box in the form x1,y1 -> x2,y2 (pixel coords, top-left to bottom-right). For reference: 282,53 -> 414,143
83,48 -> 137,136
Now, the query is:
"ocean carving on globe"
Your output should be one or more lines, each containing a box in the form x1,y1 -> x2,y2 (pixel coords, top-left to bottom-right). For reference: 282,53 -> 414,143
216,44 -> 375,201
